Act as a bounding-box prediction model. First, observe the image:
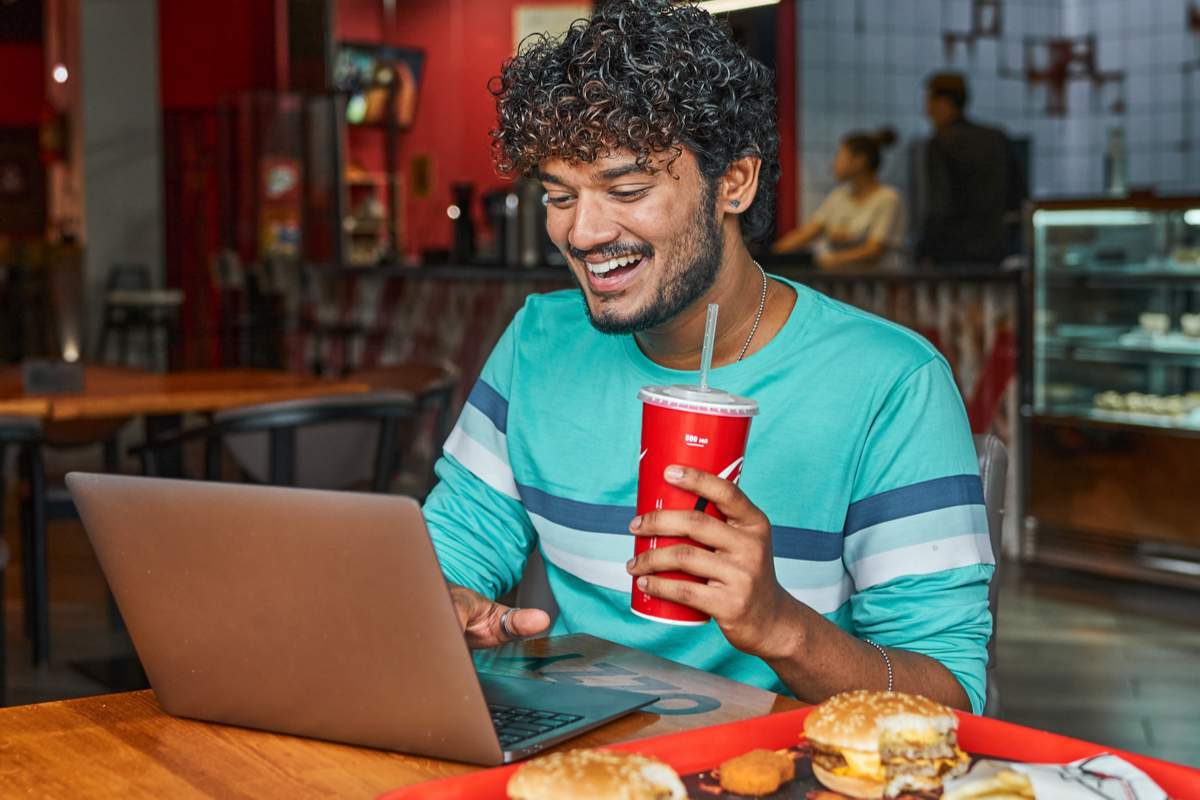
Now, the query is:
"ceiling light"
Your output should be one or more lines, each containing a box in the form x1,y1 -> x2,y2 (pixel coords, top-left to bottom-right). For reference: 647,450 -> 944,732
695,0 -> 779,14
52,63 -> 69,83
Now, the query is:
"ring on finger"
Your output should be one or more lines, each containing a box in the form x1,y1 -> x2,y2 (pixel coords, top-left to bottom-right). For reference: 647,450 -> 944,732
499,606 -> 521,640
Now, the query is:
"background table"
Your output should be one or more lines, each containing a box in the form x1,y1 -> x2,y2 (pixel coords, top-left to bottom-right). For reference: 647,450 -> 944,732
0,365 -> 370,421
0,635 -> 802,798
0,364 -> 374,667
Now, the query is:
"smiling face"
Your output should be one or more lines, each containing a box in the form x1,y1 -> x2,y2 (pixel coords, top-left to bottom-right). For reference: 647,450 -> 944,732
538,149 -> 725,335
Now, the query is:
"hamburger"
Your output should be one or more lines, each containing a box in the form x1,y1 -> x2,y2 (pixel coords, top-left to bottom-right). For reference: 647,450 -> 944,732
506,749 -> 687,800
803,690 -> 970,799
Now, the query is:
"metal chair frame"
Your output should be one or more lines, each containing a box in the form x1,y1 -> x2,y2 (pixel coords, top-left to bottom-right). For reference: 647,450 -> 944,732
132,392 -> 420,493
0,417 -> 48,670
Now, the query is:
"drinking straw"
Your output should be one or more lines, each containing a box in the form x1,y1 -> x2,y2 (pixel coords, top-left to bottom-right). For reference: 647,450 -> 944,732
698,303 -> 719,390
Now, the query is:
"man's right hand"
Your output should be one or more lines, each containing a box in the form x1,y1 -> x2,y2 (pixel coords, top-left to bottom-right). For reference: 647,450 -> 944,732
448,584 -> 551,649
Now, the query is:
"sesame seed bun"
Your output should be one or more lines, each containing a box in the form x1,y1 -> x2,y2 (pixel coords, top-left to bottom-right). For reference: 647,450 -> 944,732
811,763 -> 885,799
803,690 -> 958,754
506,749 -> 687,800
805,691 -> 967,799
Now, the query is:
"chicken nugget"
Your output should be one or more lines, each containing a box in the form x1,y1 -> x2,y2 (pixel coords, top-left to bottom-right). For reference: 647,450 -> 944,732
718,748 -> 795,796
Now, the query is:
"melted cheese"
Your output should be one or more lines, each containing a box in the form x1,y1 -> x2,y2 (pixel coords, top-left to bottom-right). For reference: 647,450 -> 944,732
835,750 -> 884,781
880,727 -> 942,745
830,743 -> 966,782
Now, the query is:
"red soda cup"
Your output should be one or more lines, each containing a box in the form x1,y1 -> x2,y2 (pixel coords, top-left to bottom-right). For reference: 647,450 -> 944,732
632,384 -> 758,624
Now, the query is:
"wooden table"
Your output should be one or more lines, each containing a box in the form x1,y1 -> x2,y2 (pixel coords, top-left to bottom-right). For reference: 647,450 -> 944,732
0,635 -> 802,798
0,364 -> 376,666
0,365 -> 371,422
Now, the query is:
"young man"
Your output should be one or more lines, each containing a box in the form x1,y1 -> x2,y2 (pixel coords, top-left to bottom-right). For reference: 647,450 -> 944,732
425,0 -> 994,713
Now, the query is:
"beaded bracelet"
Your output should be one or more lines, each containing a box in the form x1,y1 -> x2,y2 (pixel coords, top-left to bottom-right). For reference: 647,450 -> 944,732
863,638 -> 894,692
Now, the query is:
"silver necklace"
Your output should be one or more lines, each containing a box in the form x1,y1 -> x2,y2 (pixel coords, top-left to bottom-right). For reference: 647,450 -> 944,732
735,260 -> 768,362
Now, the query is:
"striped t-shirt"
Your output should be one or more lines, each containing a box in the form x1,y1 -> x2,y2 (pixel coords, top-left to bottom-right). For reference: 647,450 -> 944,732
424,279 -> 995,713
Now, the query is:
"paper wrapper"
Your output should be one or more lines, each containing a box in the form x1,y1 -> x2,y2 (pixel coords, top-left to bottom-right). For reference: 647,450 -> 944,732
945,754 -> 1169,800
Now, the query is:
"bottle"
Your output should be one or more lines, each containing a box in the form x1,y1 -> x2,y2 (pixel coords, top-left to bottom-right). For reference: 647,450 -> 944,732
1103,127 -> 1127,197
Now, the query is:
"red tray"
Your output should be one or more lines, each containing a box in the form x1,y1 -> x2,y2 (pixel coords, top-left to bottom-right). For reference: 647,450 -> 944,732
378,707 -> 1200,799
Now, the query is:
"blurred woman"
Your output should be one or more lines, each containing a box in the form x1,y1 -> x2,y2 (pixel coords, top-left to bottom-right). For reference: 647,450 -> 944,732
773,128 -> 907,271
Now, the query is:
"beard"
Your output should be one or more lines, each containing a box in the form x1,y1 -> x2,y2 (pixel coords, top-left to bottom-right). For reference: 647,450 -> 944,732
572,181 -> 724,335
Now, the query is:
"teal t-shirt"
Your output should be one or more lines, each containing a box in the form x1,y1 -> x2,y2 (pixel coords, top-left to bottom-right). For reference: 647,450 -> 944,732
424,278 -> 994,713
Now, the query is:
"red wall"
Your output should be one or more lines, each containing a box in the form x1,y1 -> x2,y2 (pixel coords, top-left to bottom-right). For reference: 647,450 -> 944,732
775,0 -> 797,231
339,0 -> 799,255
158,0 -> 280,367
159,0 -> 278,109
0,43 -> 45,125
338,0 -> 570,256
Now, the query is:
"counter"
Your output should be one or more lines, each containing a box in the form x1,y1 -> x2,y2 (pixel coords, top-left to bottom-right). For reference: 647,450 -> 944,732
292,263 -> 1021,452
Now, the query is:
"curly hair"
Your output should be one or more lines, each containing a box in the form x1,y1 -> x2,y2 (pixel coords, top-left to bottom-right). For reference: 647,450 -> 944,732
489,0 -> 780,243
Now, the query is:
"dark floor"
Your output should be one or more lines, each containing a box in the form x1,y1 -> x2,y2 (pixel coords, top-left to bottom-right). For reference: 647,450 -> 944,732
993,561 -> 1200,768
2,505 -> 1198,768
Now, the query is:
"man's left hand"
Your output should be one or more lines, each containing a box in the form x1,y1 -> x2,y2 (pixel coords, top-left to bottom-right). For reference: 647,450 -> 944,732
625,464 -> 796,660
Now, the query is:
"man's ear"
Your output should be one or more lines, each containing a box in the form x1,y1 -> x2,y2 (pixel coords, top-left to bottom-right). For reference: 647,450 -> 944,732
717,156 -> 762,216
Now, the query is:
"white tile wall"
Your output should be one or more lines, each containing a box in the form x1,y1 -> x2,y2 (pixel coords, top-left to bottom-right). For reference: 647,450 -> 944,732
791,0 -> 1200,224
1097,0 -> 1123,34
1154,0 -> 1186,32
1156,32 -> 1186,69
831,0 -> 856,31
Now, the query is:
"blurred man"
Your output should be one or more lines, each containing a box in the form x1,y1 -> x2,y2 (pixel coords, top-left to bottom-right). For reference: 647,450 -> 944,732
918,72 -> 1026,268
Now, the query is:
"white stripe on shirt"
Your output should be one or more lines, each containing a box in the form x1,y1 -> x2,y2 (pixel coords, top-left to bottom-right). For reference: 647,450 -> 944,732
541,538 -> 855,615
850,533 -> 995,591
444,425 -> 520,500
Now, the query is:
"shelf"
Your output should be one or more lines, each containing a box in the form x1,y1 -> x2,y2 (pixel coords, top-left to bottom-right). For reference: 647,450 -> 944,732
1034,404 -> 1200,435
1040,335 -> 1200,368
1040,267 -> 1200,287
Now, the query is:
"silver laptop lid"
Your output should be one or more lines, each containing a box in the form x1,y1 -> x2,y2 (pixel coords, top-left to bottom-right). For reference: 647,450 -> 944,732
67,472 -> 502,763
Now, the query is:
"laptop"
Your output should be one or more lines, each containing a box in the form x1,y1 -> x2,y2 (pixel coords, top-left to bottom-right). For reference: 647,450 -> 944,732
66,472 -> 655,765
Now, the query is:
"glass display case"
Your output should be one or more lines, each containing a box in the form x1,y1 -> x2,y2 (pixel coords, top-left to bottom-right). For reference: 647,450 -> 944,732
1026,197 -> 1200,588
1033,199 -> 1200,429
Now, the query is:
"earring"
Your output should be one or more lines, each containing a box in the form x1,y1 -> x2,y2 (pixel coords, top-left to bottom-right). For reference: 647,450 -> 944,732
729,199 -> 741,208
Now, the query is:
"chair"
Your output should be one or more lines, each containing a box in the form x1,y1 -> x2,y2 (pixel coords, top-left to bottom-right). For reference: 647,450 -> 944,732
95,263 -> 183,372
512,434 -> 1011,716
347,361 -> 459,496
974,433 -> 1008,717
0,415 -> 132,667
135,392 -> 419,493
0,533 -> 7,703
0,416 -> 49,668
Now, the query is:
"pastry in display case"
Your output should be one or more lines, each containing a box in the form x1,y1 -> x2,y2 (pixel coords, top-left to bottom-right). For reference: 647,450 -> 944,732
1027,197 -> 1200,588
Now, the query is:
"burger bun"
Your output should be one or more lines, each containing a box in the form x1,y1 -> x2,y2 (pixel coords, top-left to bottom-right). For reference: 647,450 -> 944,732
811,763 -> 884,799
507,749 -> 686,800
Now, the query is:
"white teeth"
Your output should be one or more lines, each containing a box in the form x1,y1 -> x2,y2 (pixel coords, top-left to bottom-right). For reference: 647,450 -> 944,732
587,254 -> 643,275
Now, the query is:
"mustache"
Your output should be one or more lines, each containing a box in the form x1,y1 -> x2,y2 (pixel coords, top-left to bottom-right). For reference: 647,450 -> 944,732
568,242 -> 654,262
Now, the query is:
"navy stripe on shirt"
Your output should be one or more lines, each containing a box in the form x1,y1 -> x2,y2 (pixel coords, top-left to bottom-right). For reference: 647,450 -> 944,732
518,483 -> 843,561
773,527 -> 843,561
843,474 -> 984,537
519,484 -> 633,533
467,379 -> 509,434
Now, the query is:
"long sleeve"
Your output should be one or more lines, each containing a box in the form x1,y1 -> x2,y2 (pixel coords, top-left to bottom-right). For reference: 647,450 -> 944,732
841,357 -> 995,713
422,311 -> 536,599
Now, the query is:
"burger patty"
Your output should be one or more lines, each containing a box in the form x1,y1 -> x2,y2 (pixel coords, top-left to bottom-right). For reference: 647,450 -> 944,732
881,741 -> 959,762
881,731 -> 964,763
810,748 -> 848,773
885,751 -> 970,780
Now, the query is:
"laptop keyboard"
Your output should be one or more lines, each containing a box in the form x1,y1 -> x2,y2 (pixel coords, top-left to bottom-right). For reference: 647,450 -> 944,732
489,703 -> 583,748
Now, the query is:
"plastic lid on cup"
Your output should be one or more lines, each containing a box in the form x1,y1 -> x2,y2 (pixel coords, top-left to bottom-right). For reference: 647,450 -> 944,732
638,384 -> 758,417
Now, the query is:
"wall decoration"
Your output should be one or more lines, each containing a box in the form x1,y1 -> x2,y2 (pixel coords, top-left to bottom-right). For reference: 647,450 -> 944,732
513,5 -> 591,53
